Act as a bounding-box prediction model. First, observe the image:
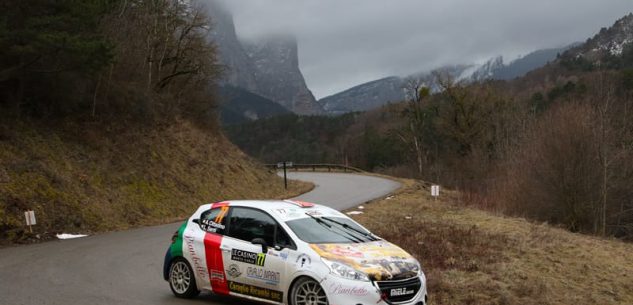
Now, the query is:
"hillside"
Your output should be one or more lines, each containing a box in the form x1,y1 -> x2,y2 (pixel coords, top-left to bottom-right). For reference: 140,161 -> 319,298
352,179 -> 633,305
218,86 -> 292,125
226,13 -> 633,240
0,119 -> 310,243
0,1 -> 311,244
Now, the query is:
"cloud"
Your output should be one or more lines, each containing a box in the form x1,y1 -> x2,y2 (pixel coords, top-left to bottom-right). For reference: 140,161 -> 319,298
215,0 -> 632,99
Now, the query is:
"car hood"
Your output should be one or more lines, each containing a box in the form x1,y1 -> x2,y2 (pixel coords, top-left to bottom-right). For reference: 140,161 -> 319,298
310,240 -> 419,281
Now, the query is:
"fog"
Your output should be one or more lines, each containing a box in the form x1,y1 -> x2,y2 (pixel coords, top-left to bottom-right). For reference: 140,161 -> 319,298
216,0 -> 632,98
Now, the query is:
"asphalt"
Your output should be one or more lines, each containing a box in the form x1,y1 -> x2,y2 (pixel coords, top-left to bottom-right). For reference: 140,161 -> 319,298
0,172 -> 401,305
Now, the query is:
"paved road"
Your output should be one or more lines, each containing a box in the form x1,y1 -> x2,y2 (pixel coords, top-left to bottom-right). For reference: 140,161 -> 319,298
286,172 -> 401,211
0,173 -> 400,305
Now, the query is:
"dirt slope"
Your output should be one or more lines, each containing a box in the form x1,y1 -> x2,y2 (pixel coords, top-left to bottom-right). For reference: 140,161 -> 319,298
0,119 -> 310,243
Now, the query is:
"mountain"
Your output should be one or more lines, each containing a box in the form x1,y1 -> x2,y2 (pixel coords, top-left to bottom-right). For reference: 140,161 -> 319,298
460,43 -> 579,82
493,44 -> 579,79
207,2 -> 258,92
562,13 -> 633,65
206,1 -> 323,115
320,77 -> 405,114
218,86 -> 292,125
321,43 -> 581,115
318,65 -> 472,114
243,37 -> 322,115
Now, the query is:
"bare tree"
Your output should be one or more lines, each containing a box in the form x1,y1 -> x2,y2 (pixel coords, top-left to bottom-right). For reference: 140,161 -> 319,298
396,77 -> 430,177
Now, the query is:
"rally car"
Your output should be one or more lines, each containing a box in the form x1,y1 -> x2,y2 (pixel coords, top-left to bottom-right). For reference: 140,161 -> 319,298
163,200 -> 427,305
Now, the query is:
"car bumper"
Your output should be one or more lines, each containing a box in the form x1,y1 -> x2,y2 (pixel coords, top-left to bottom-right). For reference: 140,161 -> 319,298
322,273 -> 427,305
163,247 -> 172,281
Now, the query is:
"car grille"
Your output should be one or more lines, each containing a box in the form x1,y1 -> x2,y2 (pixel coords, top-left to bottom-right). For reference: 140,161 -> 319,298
375,277 -> 421,304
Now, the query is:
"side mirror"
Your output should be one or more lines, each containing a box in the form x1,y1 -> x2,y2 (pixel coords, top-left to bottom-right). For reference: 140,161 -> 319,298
192,219 -> 200,224
251,238 -> 268,254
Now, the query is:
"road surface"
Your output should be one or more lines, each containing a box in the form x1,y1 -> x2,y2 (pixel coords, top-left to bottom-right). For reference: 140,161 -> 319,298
0,172 -> 400,305
286,172 -> 401,211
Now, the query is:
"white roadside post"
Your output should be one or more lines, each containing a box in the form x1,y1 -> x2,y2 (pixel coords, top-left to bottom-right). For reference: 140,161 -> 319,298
431,185 -> 440,201
24,210 -> 36,233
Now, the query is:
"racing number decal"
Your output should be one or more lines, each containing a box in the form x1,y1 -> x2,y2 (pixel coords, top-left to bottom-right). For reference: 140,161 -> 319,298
214,206 -> 229,224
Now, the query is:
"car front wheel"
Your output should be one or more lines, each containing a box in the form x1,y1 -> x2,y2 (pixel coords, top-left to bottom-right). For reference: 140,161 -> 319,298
290,277 -> 329,305
168,257 -> 200,298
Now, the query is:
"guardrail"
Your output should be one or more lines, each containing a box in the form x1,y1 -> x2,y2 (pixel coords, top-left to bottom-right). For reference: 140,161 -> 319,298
264,163 -> 365,173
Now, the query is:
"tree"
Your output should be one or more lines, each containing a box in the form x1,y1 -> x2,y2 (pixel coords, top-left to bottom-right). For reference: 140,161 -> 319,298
0,0 -> 116,115
396,77 -> 430,177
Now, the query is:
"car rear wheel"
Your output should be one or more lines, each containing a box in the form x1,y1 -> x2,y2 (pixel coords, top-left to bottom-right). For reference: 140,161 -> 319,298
290,277 -> 329,305
169,257 -> 200,298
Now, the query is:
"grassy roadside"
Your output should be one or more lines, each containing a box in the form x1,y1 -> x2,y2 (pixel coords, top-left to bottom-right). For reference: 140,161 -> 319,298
349,179 -> 633,305
0,120 -> 312,244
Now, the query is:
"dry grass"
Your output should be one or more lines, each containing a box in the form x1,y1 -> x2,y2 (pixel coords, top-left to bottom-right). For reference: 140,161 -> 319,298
350,180 -> 633,305
0,120 -> 312,244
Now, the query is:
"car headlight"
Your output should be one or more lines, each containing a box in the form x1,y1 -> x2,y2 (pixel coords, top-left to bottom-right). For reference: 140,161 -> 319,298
411,259 -> 422,275
321,258 -> 369,282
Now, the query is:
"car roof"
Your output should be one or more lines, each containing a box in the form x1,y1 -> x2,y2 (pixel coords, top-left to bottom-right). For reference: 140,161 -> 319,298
195,200 -> 345,221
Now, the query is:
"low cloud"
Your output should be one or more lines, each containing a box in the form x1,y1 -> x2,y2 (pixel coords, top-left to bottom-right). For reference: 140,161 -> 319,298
215,0 -> 632,98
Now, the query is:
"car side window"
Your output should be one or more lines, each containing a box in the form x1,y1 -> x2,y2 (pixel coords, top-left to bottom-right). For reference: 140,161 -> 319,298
227,208 -> 277,246
275,226 -> 295,249
198,206 -> 229,234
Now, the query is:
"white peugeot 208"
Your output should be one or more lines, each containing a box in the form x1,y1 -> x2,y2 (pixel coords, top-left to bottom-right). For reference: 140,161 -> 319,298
163,199 -> 428,305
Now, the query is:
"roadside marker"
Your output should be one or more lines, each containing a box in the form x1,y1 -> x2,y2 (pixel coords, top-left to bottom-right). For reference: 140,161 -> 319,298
24,210 -> 36,233
431,185 -> 440,200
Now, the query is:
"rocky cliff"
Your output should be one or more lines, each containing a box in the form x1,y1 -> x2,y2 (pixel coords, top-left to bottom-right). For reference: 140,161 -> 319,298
207,1 -> 322,115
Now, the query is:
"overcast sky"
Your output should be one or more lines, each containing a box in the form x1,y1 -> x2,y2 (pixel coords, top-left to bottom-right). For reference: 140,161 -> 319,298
216,0 -> 632,99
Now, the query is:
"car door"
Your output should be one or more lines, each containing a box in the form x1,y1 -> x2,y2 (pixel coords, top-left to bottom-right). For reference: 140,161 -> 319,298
190,203 -> 230,295
221,207 -> 291,304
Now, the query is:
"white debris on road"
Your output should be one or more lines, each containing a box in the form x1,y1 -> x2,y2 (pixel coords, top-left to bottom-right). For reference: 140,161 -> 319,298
346,211 -> 364,215
386,196 -> 394,200
358,205 -> 365,209
405,216 -> 412,219
56,233 -> 88,240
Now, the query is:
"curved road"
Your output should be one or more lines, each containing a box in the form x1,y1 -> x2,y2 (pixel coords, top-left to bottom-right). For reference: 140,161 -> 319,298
0,172 -> 400,305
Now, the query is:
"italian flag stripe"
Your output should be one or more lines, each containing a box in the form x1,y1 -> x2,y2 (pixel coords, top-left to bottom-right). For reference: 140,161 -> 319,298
170,220 -> 188,258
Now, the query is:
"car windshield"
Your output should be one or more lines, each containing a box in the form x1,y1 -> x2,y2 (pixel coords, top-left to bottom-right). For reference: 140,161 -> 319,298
286,216 -> 377,243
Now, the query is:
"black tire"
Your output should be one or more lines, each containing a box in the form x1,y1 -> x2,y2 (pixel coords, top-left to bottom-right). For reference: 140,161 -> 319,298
290,277 -> 329,305
168,257 -> 200,298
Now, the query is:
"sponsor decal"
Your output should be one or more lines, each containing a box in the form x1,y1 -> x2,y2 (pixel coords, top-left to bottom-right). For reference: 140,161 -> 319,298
232,249 -> 266,266
228,281 -> 283,302
327,246 -> 363,258
226,264 -> 242,278
309,241 -> 418,281
200,219 -> 225,233
305,210 -> 322,217
246,267 -> 281,285
210,270 -> 224,281
268,250 -> 289,261
329,283 -> 370,296
183,234 -> 207,280
295,254 -> 312,267
390,287 -> 415,297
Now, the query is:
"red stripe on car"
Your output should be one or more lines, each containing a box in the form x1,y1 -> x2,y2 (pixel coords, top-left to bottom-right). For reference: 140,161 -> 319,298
204,233 -> 229,295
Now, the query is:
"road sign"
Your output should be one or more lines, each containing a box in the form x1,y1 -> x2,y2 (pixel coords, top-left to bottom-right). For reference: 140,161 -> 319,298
277,162 -> 284,168
25,210 -> 36,225
431,185 -> 440,197
286,162 -> 293,167
25,210 -> 36,233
